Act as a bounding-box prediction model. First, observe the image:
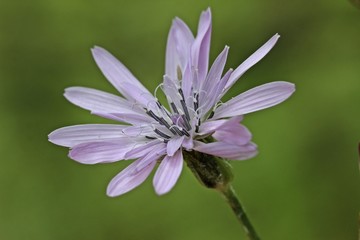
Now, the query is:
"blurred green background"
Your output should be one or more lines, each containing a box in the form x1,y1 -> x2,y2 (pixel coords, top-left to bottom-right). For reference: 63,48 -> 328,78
0,0 -> 359,239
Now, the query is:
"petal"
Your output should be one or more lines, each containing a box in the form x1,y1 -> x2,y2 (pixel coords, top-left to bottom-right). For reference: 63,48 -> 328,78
91,46 -> 155,104
64,87 -> 143,114
107,159 -> 156,197
69,140 -> 139,164
93,112 -> 151,125
200,46 -> 229,96
125,140 -> 166,160
166,136 -> 185,156
194,141 -> 258,160
119,82 -> 157,108
48,124 -> 128,147
200,66 -> 233,116
213,81 -> 295,119
182,137 -> 194,150
166,17 -> 194,81
191,8 -> 212,85
213,120 -> 252,146
198,116 -> 243,135
224,34 -> 280,93
134,146 -> 167,172
153,150 -> 183,195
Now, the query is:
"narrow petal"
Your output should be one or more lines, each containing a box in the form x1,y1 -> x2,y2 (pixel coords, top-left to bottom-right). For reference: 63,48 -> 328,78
200,67 -> 233,116
119,82 -> 157,108
69,140 -> 139,164
200,46 -> 229,96
125,140 -> 166,160
166,136 -> 184,156
153,150 -> 183,195
224,34 -> 280,93
213,81 -> 295,119
93,112 -> 151,125
191,8 -> 212,85
134,146 -> 167,172
64,87 -> 143,114
182,137 -> 194,150
166,18 -> 194,81
48,124 -> 127,147
107,159 -> 156,197
91,46 -> 155,104
198,116 -> 243,135
213,119 -> 252,146
194,141 -> 258,160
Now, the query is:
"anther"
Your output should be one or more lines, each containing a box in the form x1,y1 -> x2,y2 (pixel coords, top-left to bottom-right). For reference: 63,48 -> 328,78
171,126 -> 184,136
154,129 -> 171,139
181,129 -> 190,137
170,102 -> 179,114
145,136 -> 156,140
180,99 -> 191,121
181,114 -> 192,131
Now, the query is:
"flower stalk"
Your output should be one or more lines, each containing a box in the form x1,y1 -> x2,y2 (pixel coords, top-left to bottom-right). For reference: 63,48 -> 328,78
220,185 -> 260,240
184,150 -> 260,240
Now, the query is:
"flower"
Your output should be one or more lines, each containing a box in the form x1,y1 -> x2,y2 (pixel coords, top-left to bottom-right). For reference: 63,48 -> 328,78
48,8 -> 295,197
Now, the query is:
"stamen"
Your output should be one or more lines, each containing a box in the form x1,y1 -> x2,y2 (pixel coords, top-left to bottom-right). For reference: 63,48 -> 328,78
170,102 -> 179,114
208,111 -> 214,119
156,101 -> 172,119
178,88 -> 185,99
181,129 -> 190,137
195,125 -> 199,133
170,125 -> 184,136
180,99 -> 191,121
177,65 -> 182,80
145,136 -> 156,140
146,109 -> 177,135
181,114 -> 192,131
193,93 -> 199,111
154,129 -> 171,139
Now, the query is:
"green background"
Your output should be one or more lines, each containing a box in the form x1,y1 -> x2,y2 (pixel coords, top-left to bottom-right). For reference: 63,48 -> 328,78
0,0 -> 359,239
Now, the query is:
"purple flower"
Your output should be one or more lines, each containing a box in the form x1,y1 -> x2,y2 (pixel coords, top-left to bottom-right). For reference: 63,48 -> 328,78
49,8 -> 295,197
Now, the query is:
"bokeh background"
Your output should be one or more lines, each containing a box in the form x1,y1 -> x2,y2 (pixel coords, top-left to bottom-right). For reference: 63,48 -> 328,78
0,0 -> 359,239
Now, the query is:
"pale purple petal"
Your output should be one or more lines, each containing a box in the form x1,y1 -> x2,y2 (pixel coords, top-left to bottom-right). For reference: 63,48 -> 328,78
125,140 -> 166,160
64,87 -> 143,114
107,159 -> 156,197
153,150 -> 183,195
166,136 -> 184,156
93,112 -> 151,125
134,146 -> 167,172
182,137 -> 194,150
166,18 -> 194,81
119,82 -> 157,108
213,119 -> 252,146
206,68 -> 233,111
224,34 -> 280,93
201,67 -> 233,116
213,81 -> 295,119
200,46 -> 229,95
191,8 -> 212,85
194,141 -> 258,160
69,140 -> 140,164
162,76 -> 183,112
198,116 -> 243,135
181,63 -> 193,101
48,124 -> 128,147
91,46 -> 155,104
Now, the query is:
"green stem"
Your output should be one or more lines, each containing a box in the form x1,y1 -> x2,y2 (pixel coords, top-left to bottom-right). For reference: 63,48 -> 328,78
219,185 -> 260,240
183,150 -> 260,239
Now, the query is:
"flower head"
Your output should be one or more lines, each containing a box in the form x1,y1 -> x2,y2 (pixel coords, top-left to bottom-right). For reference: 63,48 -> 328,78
49,8 -> 295,196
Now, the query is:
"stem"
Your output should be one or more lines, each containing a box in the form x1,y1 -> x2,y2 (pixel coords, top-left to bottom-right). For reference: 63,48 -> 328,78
219,185 -> 260,240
